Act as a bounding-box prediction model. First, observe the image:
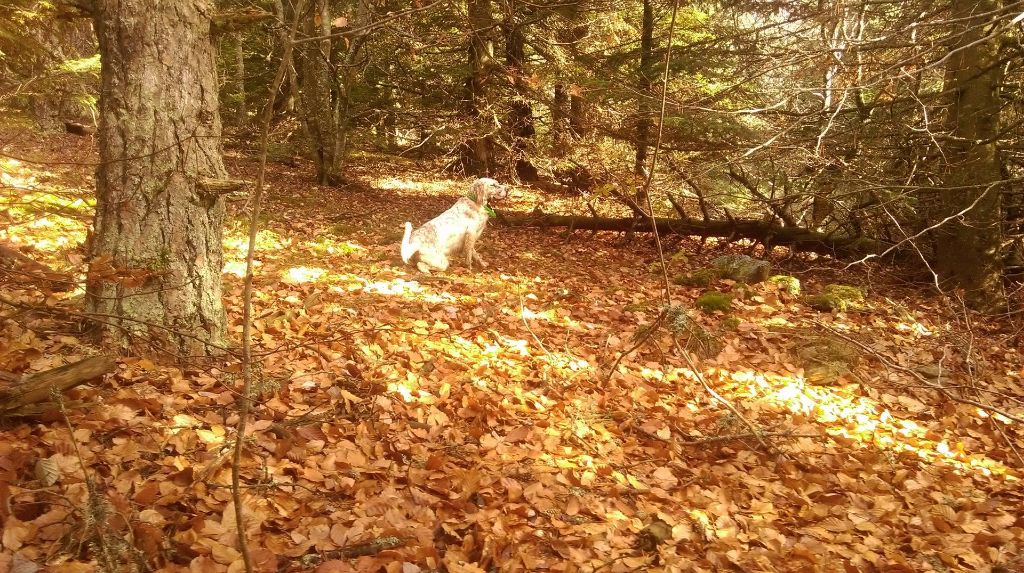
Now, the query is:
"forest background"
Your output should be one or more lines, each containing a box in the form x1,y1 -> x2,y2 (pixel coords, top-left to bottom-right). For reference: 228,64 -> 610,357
1,0 -> 1023,571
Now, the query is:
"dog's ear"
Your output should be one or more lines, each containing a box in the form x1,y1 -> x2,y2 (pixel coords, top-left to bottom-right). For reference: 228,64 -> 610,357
469,179 -> 487,205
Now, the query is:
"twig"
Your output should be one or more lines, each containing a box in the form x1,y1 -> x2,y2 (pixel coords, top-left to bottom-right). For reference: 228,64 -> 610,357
232,4 -> 308,572
604,309 -> 667,384
676,431 -> 821,447
673,338 -> 772,451
638,0 -> 681,302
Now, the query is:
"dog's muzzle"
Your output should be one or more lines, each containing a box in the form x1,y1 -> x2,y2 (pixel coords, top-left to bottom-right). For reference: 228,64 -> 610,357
490,184 -> 509,202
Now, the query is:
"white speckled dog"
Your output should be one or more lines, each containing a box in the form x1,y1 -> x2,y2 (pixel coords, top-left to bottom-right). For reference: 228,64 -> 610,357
401,178 -> 508,272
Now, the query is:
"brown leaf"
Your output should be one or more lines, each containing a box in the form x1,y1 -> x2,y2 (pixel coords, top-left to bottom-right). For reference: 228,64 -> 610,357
33,458 -> 59,486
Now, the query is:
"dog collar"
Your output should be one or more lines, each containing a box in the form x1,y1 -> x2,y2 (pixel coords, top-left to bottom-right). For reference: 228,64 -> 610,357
467,190 -> 497,218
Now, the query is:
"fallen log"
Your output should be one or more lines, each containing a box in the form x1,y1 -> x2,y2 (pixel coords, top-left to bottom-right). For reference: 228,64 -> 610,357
496,210 -> 889,259
0,356 -> 116,416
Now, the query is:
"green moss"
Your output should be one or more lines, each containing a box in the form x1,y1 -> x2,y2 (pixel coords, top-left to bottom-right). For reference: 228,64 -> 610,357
624,301 -> 652,312
805,284 -> 865,311
674,268 -> 721,287
823,284 -> 864,302
59,54 -> 101,74
768,275 -> 801,295
695,291 -> 733,314
722,316 -> 742,330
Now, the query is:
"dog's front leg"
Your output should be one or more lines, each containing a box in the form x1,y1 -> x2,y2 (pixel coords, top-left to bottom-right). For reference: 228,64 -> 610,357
463,233 -> 476,270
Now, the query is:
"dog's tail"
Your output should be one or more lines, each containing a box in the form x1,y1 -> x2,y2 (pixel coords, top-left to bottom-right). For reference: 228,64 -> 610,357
400,222 -> 416,263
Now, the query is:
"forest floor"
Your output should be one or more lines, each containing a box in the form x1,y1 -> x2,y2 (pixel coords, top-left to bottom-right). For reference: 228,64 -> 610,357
1,124 -> 1023,573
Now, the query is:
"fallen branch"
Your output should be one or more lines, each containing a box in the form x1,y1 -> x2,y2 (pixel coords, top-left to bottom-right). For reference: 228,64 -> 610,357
496,209 -> 888,258
676,431 -> 822,447
0,356 -> 116,416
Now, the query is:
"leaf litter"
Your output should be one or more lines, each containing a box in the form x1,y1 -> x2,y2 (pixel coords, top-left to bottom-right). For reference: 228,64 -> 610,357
0,128 -> 1022,572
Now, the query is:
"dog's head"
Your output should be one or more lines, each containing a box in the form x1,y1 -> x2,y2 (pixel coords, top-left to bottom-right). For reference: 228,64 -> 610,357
468,178 -> 509,206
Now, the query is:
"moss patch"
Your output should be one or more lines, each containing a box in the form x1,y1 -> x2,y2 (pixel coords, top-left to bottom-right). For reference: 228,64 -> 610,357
805,284 -> 865,311
768,275 -> 801,295
696,291 -> 733,314
721,316 -> 742,330
674,268 -> 721,287
794,335 -> 862,385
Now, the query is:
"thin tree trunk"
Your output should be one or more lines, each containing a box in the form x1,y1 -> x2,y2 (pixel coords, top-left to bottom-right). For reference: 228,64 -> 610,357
235,34 -> 247,123
553,83 -> 569,155
88,0 -> 228,359
273,0 -> 300,114
299,0 -> 338,185
634,0 -> 655,185
335,0 -> 373,166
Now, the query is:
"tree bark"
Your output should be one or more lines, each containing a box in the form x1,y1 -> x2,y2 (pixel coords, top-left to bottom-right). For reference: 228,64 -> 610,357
459,0 -> 495,175
552,10 -> 589,155
504,8 -> 537,181
300,0 -> 340,185
235,33 -> 247,123
934,0 -> 1005,309
88,0 -> 229,359
553,83 -> 569,155
634,0 -> 655,182
273,0 -> 300,114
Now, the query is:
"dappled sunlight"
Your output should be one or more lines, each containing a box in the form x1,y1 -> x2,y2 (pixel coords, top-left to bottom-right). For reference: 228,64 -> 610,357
359,278 -> 425,297
302,235 -> 365,257
283,266 -> 328,284
1,161 -> 91,267
895,320 -> 934,336
0,158 -> 42,189
372,176 -> 451,194
222,260 -> 251,278
222,228 -> 288,257
721,368 -> 1017,479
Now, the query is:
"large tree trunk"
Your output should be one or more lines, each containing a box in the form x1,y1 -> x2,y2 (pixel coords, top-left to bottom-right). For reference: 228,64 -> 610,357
934,0 -> 1004,309
88,0 -> 228,358
504,9 -> 537,182
458,0 -> 495,175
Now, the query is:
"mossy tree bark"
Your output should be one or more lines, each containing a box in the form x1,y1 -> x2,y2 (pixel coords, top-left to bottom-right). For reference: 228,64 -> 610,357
299,0 -> 340,185
934,0 -> 1005,309
87,0 -> 228,358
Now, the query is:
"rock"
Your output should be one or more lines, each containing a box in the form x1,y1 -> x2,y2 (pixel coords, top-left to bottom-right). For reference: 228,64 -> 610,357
710,254 -> 771,284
